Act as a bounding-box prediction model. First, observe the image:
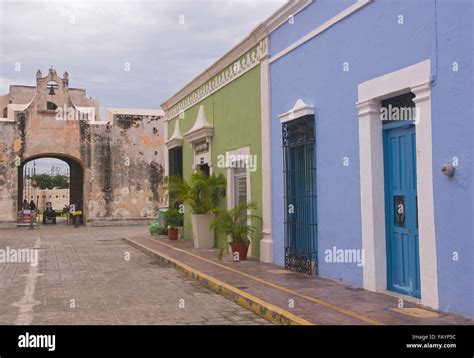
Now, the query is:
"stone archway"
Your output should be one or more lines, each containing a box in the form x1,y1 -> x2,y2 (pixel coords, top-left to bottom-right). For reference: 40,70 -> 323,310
18,154 -> 84,213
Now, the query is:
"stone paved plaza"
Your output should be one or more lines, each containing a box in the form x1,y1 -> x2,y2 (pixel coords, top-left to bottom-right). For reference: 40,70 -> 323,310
0,225 -> 269,325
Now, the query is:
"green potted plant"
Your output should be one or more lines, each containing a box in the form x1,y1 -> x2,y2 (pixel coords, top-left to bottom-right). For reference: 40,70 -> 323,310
148,220 -> 167,236
210,202 -> 262,261
166,171 -> 226,248
148,220 -> 160,236
163,208 -> 183,240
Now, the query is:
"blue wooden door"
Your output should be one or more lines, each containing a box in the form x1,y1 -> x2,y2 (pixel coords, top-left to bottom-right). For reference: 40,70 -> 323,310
383,124 -> 421,298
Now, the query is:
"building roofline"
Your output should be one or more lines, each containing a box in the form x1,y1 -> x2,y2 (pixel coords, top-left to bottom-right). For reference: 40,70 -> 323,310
264,0 -> 312,33
160,23 -> 267,110
106,107 -> 164,116
161,0 -> 312,111
8,85 -> 87,92
9,85 -> 36,89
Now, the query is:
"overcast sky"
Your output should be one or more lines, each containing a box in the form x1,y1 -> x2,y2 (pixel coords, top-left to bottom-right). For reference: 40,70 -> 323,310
0,0 -> 285,113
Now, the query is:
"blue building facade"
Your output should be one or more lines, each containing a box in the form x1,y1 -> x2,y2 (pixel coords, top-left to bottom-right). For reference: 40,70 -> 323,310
267,0 -> 473,318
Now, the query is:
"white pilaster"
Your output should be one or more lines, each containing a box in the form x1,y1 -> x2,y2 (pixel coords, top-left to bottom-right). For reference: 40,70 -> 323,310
412,82 -> 439,309
259,54 -> 273,263
357,99 -> 387,291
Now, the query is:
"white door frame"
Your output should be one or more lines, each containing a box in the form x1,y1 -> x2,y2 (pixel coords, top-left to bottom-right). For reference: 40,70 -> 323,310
356,59 -> 439,309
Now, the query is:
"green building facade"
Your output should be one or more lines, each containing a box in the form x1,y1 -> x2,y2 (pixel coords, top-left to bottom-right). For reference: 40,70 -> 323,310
162,26 -> 272,260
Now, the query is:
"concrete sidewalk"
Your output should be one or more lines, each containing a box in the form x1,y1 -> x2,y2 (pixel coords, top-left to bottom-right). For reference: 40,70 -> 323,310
125,235 -> 473,325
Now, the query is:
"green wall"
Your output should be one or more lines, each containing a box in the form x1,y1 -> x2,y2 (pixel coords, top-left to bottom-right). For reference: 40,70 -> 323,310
167,65 -> 263,257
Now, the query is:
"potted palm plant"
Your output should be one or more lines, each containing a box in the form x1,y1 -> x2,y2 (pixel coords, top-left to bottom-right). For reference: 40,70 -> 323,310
166,171 -> 226,249
163,208 -> 183,240
210,202 -> 262,261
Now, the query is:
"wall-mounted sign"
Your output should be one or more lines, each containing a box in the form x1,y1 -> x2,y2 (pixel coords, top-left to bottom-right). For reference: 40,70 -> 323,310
195,141 -> 209,154
192,139 -> 211,170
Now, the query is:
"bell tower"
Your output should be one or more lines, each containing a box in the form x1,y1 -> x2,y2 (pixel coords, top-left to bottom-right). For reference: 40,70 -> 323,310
35,67 -> 71,112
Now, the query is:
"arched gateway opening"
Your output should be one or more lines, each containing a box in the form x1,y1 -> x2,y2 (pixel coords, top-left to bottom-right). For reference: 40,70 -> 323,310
18,154 -> 84,224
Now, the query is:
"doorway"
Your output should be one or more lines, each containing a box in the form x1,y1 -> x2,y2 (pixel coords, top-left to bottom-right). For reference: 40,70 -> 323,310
383,123 -> 421,298
18,155 -> 84,225
197,163 -> 210,176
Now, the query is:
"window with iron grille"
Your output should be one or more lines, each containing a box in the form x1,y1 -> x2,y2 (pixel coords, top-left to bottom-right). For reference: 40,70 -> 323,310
282,115 -> 318,275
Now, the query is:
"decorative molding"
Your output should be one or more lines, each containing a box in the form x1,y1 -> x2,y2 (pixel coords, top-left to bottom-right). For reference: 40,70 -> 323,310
411,82 -> 432,104
183,105 -> 213,144
270,0 -> 372,64
279,99 -> 315,123
161,1 -> 312,120
165,119 -> 183,149
356,99 -> 380,118
358,59 -> 431,103
165,39 -> 268,121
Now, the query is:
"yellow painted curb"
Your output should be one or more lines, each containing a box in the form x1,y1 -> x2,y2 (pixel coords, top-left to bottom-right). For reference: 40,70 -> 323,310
125,237 -> 314,326
392,307 -> 440,318
151,238 -> 385,326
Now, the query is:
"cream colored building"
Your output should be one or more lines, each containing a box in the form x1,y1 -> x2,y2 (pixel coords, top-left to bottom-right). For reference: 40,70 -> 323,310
22,178 -> 70,210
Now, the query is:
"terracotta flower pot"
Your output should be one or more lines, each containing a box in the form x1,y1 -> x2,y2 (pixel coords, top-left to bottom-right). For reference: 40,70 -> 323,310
230,243 -> 249,261
168,228 -> 178,240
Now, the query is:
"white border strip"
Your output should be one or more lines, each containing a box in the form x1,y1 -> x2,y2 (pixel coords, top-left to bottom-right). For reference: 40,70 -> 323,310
270,0 -> 371,64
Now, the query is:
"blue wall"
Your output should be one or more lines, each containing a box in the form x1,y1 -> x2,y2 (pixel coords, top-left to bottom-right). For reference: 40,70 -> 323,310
430,0 -> 473,318
269,0 -> 473,317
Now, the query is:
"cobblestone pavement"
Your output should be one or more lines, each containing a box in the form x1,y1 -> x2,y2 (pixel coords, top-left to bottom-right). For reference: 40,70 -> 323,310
0,225 -> 270,325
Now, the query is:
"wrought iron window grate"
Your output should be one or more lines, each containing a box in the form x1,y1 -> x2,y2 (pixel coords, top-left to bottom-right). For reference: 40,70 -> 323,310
282,115 -> 318,275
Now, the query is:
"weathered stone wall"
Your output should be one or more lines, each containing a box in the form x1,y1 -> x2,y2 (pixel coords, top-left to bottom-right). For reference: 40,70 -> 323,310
0,120 -> 17,223
0,69 -> 165,227
87,114 -> 165,223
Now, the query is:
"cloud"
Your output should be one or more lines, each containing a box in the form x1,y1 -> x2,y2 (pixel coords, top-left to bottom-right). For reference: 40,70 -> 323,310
0,0 -> 286,112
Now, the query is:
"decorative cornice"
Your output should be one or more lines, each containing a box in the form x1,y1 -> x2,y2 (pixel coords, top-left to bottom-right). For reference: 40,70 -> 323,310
358,60 -> 431,103
183,105 -> 213,144
411,82 -> 431,104
356,99 -> 380,117
165,119 -> 183,149
161,1 -> 313,120
164,38 -> 268,121
279,99 -> 315,123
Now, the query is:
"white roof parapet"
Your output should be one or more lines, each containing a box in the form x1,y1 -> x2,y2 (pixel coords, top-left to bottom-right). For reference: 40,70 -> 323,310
279,99 -> 315,123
